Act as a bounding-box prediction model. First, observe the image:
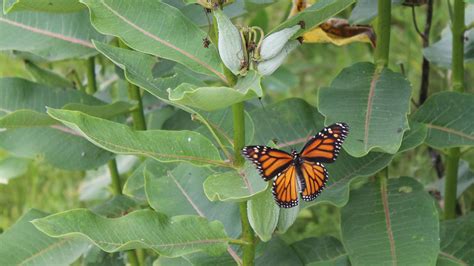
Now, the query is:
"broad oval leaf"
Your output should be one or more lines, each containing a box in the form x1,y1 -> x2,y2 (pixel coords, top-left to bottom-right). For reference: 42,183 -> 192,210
271,0 -> 355,34
319,62 -> 412,157
81,0 -> 226,82
290,236 -> 350,265
0,78 -> 113,170
145,161 -> 241,237
4,0 -> 85,13
341,177 -> 440,265
203,163 -> 267,202
0,209 -> 89,265
168,71 -> 263,111
247,184 -> 279,242
348,0 -> 403,24
412,91 -> 474,149
437,212 -> 474,266
24,60 -> 74,88
32,209 -> 229,257
307,150 -> 394,208
0,6 -> 104,60
398,120 -> 427,153
47,108 -> 226,167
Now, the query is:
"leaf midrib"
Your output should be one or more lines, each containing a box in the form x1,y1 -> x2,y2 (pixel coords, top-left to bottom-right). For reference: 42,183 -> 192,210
426,124 -> 474,141
0,17 -> 94,48
100,0 -> 227,83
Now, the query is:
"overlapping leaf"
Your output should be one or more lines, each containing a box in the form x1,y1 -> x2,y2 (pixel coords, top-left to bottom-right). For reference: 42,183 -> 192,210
47,108 -> 226,167
319,62 -> 412,157
341,177 -> 439,265
0,3 -> 104,60
3,0 -> 85,13
291,237 -> 350,265
412,92 -> 474,149
32,209 -> 229,257
204,163 -> 267,202
0,209 -> 89,265
0,78 -> 113,170
145,161 -> 241,237
437,212 -> 474,265
168,71 -> 263,111
82,0 -> 226,81
271,0 -> 355,34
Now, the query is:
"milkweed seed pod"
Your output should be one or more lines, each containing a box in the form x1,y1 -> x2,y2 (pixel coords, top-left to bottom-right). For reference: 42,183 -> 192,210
257,40 -> 300,76
214,10 -> 244,75
259,25 -> 301,61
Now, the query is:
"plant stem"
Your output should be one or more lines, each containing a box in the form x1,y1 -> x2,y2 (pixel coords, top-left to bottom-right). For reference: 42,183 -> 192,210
451,0 -> 464,93
107,160 -> 123,195
117,40 -> 147,130
239,202 -> 255,265
374,0 -> 391,68
444,0 -> 465,220
232,102 -> 245,166
86,57 -> 97,94
444,147 -> 460,219
128,83 -> 147,130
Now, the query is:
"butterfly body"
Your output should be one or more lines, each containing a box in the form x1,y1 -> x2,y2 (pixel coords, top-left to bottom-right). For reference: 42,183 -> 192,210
242,123 -> 348,208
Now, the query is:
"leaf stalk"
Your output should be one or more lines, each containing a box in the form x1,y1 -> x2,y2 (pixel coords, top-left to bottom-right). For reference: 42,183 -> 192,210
444,0 -> 465,220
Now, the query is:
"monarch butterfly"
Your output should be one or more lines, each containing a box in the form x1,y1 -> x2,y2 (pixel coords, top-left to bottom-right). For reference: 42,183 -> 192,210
242,123 -> 349,208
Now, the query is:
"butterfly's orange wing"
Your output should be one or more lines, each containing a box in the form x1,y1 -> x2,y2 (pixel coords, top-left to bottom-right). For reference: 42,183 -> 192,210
242,146 -> 293,181
300,161 -> 328,201
300,123 -> 348,163
272,164 -> 299,208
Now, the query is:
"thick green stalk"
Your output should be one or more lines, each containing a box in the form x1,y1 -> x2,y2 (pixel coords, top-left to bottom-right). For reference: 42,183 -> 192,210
444,148 -> 460,219
128,83 -> 147,130
239,201 -> 255,265
375,0 -> 392,68
86,57 -> 97,94
107,160 -> 123,195
232,102 -> 245,167
117,40 -> 147,130
444,0 -> 465,220
451,0 -> 464,93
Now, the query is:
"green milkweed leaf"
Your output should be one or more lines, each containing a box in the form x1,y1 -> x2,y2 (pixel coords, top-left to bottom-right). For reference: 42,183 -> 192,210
412,91 -> 474,149
319,62 -> 412,157
0,209 -> 89,265
47,108 -> 226,167
341,177 -> 439,265
81,0 -> 226,82
33,209 -> 229,257
0,5 -> 104,60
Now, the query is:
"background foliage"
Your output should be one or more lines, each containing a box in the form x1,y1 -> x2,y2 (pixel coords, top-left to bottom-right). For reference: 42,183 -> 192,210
0,0 -> 473,265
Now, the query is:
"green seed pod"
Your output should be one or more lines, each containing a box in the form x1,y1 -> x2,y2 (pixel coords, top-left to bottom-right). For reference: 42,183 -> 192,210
257,40 -> 300,76
214,10 -> 244,75
259,25 -> 300,61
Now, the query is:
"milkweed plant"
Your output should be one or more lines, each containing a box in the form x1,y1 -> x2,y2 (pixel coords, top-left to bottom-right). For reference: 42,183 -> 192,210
0,0 -> 473,265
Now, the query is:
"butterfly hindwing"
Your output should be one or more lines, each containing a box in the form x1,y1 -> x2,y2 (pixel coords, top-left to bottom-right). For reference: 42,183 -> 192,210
300,123 -> 349,163
300,161 -> 328,201
272,164 -> 299,208
241,146 -> 293,181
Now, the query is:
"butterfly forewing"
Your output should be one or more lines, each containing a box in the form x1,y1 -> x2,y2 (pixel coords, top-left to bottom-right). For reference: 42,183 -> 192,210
272,165 -> 299,208
300,161 -> 328,201
241,146 -> 293,181
300,123 -> 349,163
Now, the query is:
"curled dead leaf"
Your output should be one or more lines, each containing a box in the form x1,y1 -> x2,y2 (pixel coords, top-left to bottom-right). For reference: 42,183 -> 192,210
303,18 -> 376,47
